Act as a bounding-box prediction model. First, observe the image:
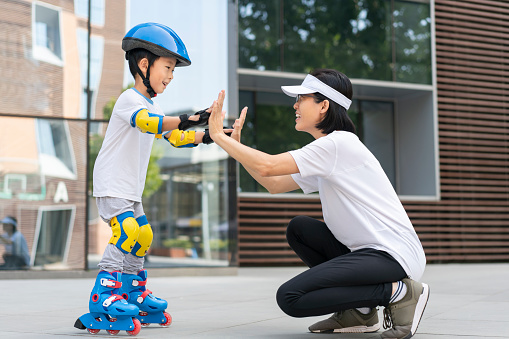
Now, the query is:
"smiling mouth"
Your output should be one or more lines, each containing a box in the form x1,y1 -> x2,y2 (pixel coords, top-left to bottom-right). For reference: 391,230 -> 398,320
296,113 -> 301,119
163,82 -> 168,86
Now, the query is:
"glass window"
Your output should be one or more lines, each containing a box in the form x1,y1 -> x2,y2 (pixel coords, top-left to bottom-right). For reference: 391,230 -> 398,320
353,100 -> 396,186
33,2 -> 63,66
238,90 -> 396,192
239,0 -> 431,84
74,0 -> 105,26
238,91 -> 313,192
141,150 -> 231,266
239,1 -> 282,71
77,29 -> 104,119
87,123 -> 232,268
32,207 -> 75,267
393,0 -> 432,84
0,166 -> 45,201
35,119 -> 77,179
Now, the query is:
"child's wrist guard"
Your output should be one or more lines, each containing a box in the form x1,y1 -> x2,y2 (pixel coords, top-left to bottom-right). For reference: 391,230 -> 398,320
202,129 -> 232,145
178,108 -> 211,130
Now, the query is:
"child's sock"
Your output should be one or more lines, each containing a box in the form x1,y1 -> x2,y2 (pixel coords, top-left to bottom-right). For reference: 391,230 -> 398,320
389,281 -> 407,304
356,307 -> 371,315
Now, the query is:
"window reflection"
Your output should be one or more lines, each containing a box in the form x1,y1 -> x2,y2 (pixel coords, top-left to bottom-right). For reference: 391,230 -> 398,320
77,29 -> 104,119
0,117 -> 77,200
35,119 -> 77,179
143,157 -> 230,265
74,0 -> 105,26
87,121 -> 231,268
32,207 -> 75,267
239,0 -> 431,84
238,90 -> 396,192
33,2 -> 63,66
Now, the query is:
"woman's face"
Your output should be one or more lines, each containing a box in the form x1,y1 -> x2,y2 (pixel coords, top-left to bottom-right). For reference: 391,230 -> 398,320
293,94 -> 326,137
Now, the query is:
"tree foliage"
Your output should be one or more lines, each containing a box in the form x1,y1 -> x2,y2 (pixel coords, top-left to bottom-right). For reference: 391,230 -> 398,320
239,0 -> 431,84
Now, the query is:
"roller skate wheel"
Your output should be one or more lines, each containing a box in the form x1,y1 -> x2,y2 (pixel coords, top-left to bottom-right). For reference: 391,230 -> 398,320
141,322 -> 150,327
87,328 -> 100,335
107,318 -> 120,335
160,312 -> 172,327
127,318 -> 141,336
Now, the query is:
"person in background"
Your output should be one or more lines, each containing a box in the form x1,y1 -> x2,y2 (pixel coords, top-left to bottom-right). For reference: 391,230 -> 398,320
0,216 -> 30,269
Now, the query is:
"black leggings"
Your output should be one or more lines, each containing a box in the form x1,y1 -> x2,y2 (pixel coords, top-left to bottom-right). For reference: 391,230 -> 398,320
276,215 -> 407,318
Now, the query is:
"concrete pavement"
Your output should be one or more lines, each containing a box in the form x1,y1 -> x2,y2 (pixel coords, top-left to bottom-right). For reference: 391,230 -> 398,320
0,263 -> 507,338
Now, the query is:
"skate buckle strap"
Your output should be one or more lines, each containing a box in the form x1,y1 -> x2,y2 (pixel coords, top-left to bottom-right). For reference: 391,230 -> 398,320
102,294 -> 123,307
100,278 -> 122,289
131,279 -> 147,287
136,289 -> 152,304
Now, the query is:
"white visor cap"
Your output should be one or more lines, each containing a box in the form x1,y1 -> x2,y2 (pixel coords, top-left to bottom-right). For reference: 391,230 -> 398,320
281,74 -> 352,110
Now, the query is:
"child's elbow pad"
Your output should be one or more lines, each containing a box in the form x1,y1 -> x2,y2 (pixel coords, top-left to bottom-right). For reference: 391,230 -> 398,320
130,109 -> 163,134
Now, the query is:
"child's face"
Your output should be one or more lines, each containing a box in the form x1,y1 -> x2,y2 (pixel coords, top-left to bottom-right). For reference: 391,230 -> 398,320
149,56 -> 177,94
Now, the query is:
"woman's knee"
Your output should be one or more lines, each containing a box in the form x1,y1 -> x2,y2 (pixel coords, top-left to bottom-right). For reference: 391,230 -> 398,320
276,282 -> 304,318
286,215 -> 311,241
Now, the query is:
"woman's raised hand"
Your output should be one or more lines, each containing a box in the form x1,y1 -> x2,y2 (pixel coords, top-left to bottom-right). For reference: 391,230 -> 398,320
230,106 -> 248,142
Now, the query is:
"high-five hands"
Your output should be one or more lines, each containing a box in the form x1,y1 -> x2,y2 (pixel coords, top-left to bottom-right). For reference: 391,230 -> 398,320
209,90 -> 248,144
208,90 -> 227,142
231,106 -> 248,143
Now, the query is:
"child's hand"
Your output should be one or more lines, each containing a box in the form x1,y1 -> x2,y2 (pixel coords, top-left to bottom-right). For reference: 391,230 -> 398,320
208,90 -> 227,142
230,107 -> 247,143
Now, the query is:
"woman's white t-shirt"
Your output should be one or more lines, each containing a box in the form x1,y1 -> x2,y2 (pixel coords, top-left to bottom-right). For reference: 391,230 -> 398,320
93,88 -> 163,202
289,131 -> 426,280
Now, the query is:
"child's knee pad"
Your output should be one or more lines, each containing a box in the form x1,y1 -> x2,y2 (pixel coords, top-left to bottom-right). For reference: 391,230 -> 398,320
131,215 -> 153,257
109,212 -> 140,254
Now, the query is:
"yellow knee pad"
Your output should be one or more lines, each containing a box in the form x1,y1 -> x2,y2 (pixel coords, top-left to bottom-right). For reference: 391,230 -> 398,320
109,212 -> 140,254
131,215 -> 153,257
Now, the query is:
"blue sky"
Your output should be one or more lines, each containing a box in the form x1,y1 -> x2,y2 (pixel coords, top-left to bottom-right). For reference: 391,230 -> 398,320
125,0 -> 229,115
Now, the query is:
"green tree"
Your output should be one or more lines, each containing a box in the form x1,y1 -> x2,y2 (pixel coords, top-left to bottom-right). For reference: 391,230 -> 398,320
88,84 -> 163,198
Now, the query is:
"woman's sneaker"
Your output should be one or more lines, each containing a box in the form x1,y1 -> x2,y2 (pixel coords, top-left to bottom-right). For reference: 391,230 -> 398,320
381,278 -> 430,339
308,308 -> 380,333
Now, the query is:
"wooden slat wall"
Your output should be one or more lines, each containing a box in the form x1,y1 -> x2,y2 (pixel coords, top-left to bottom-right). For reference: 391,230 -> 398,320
431,0 -> 509,261
237,0 -> 509,266
238,197 -> 322,265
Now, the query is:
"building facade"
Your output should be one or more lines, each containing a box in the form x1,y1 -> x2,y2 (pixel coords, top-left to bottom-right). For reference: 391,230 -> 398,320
237,0 -> 509,265
0,0 -> 125,270
1,0 -> 507,273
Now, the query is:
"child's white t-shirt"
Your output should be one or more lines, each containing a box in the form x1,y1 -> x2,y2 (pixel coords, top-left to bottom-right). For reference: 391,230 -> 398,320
93,88 -> 163,202
289,131 -> 426,280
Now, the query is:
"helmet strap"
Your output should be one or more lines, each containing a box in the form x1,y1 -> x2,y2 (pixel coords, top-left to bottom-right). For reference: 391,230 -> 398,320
134,60 -> 157,98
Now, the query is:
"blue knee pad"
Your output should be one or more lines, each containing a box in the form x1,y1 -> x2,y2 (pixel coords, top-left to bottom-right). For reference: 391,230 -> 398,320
131,215 -> 153,258
109,211 -> 140,254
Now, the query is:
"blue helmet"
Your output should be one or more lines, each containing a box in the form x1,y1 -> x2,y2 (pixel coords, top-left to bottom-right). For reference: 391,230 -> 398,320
122,22 -> 191,66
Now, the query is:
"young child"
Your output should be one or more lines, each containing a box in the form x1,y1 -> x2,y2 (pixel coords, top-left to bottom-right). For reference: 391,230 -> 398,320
75,22 -> 223,335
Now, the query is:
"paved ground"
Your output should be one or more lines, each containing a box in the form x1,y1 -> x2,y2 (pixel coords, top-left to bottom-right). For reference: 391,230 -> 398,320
0,263 -> 507,338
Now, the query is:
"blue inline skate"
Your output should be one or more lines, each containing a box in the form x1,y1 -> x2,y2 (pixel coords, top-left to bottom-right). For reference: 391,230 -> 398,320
74,271 -> 142,336
120,269 -> 172,327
